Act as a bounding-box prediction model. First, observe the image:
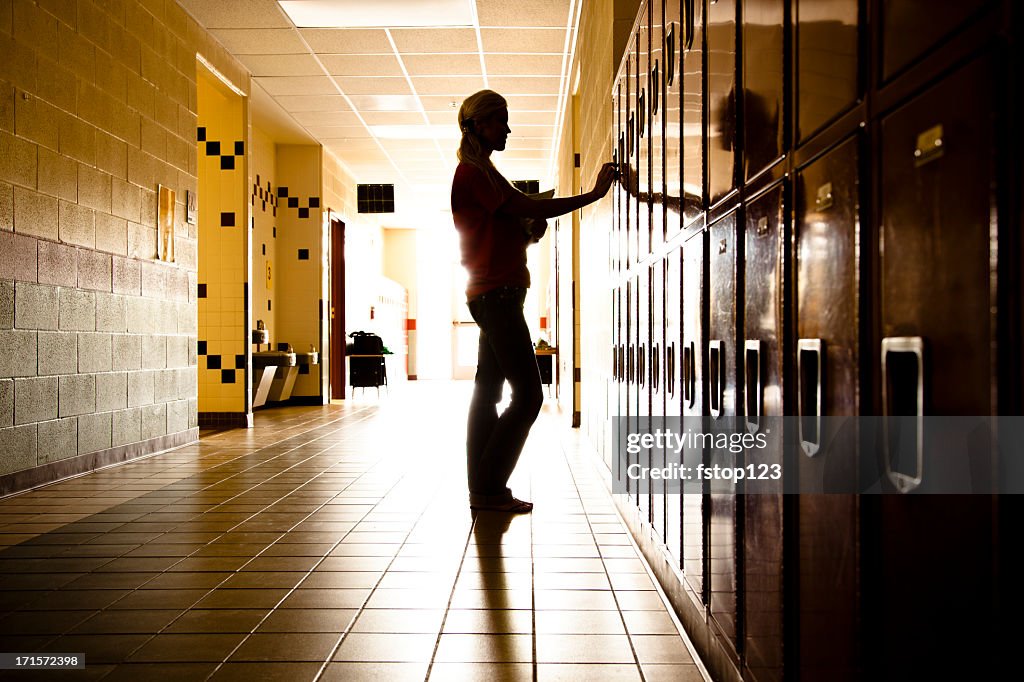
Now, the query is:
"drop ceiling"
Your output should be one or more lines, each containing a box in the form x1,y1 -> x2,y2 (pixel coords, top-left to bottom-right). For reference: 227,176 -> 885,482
178,0 -> 580,219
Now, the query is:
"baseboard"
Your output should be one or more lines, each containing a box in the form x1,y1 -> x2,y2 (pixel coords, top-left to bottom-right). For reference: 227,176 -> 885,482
198,412 -> 253,428
0,428 -> 200,498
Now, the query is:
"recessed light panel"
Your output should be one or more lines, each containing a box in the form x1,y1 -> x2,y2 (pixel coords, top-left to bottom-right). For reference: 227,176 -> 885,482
279,0 -> 474,28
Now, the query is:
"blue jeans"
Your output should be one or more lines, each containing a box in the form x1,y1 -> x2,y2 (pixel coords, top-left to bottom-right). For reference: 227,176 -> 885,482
466,287 -> 544,497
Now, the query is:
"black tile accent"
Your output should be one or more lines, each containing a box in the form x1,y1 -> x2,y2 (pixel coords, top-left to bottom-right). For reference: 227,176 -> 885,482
206,141 -> 220,156
268,300 -> 272,311
298,207 -> 309,219
256,174 -> 260,185
272,207 -> 276,217
220,155 -> 235,170
198,340 -> 207,355
278,186 -> 288,198
234,141 -> 244,155
198,283 -> 207,298
221,369 -> 236,384
197,126 -> 206,142
262,200 -> 266,211
299,365 -> 310,375
262,244 -> 266,255
298,249 -> 309,260
273,227 -> 276,238
243,282 -> 248,307
221,212 -> 235,227
309,197 -> 320,208
207,355 -> 222,370
235,354 -> 246,369
288,197 -> 298,208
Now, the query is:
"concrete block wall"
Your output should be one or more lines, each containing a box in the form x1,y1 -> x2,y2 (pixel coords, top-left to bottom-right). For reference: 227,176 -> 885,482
0,0 -> 249,493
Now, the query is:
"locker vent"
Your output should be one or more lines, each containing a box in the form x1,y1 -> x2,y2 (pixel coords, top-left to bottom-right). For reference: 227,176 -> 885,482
512,180 -> 540,194
357,184 -> 395,213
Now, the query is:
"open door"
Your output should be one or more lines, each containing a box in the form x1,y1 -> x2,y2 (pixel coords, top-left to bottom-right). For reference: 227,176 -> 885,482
330,218 -> 346,399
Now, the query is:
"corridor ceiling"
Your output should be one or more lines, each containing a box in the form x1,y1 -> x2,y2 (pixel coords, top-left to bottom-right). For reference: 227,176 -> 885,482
178,0 -> 579,218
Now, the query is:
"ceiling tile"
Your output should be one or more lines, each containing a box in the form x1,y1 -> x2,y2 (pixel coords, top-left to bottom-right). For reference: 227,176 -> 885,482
256,75 -> 339,96
426,111 -> 460,125
321,54 -> 405,77
509,111 -> 556,126
411,76 -> 486,95
336,77 -> 413,95
419,95 -> 470,111
324,139 -> 381,151
359,111 -> 427,125
476,0 -> 571,28
178,0 -> 292,29
485,54 -> 563,76
347,95 -> 423,111
276,94 -> 352,112
237,54 -> 325,77
480,28 -> 566,53
506,125 -> 554,138
300,28 -> 393,53
503,94 -> 560,111
401,54 -> 482,76
488,76 -> 562,95
309,126 -> 374,139
210,28 -> 308,55
292,110 -> 363,127
390,28 -> 478,53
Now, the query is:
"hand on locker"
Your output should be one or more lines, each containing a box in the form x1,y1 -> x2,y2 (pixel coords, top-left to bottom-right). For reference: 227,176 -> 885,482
593,162 -> 618,198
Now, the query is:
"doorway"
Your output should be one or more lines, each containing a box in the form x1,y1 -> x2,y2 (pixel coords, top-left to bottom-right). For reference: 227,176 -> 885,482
330,218 -> 346,400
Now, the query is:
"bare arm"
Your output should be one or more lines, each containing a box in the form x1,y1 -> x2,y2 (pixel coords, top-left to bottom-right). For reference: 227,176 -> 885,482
499,162 -> 617,219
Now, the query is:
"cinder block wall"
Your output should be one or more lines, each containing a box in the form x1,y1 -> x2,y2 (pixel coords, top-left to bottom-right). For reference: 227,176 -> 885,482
0,0 -> 249,494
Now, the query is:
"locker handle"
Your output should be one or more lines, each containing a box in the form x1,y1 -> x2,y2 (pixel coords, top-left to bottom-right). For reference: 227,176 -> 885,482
744,340 -> 762,434
651,61 -> 660,115
612,345 -> 618,381
797,339 -> 823,457
628,113 -> 635,157
683,342 -> 695,408
628,344 -> 635,384
653,343 -> 660,392
709,340 -> 723,420
638,90 -> 646,138
666,24 -> 676,86
639,344 -> 646,388
881,337 -> 925,493
667,343 -> 676,398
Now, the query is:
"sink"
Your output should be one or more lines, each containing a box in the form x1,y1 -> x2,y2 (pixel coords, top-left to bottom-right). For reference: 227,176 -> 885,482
253,351 -> 296,369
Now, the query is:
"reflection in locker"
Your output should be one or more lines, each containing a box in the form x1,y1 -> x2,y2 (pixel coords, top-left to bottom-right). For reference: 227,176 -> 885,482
604,1 -> 1018,680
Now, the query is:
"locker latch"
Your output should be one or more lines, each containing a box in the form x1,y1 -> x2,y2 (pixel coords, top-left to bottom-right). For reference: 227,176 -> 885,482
914,124 -> 944,167
815,183 -> 834,211
756,216 -> 769,236
719,238 -> 727,254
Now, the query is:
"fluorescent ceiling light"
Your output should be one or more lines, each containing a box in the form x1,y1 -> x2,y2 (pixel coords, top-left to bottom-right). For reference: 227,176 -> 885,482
279,0 -> 474,28
347,95 -> 422,112
369,124 -> 461,139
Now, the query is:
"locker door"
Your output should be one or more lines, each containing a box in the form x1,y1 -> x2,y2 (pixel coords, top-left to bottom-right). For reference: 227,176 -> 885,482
742,0 -> 784,180
871,54 -> 997,678
708,211 -> 740,659
627,277 -> 637,506
618,284 -> 629,483
615,80 -> 624,275
610,287 -> 620,474
651,259 -> 667,540
638,269 -> 651,522
622,47 -> 630,264
795,0 -> 859,142
682,0 -> 705,227
665,245 -> 683,565
638,9 -> 651,258
651,0 -> 666,249
742,185 -> 784,682
665,0 -> 682,241
881,0 -> 994,81
682,229 -> 707,602
707,0 -> 737,206
794,135 -> 861,681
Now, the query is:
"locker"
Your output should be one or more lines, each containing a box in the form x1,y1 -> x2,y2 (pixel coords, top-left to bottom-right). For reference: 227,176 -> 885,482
651,260 -> 667,540
638,10 -> 652,258
665,0 -> 683,241
795,0 -> 859,142
707,0 -> 737,206
651,0 -> 666,249
665,245 -> 683,565
682,0 -> 705,227
615,81 -> 625,274
708,211 -> 740,658
626,49 -> 638,266
742,185 -> 785,682
870,54 -> 998,677
881,0 -> 994,81
742,0 -> 785,180
638,269 -> 652,522
682,229 -> 707,602
627,277 -> 637,506
794,135 -> 861,680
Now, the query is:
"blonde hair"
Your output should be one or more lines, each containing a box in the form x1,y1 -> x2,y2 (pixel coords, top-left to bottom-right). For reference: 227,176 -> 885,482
457,90 -> 508,179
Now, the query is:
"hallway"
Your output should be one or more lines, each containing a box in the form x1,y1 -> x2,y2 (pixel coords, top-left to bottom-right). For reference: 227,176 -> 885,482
0,382 -> 705,681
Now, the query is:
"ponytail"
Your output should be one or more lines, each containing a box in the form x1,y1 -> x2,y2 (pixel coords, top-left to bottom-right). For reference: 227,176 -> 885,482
457,90 -> 508,185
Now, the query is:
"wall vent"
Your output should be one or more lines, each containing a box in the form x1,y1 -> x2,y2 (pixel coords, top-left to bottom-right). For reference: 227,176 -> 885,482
357,184 -> 395,213
512,180 -> 540,194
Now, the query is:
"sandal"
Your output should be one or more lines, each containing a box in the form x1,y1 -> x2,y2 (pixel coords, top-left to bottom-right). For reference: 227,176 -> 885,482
470,493 -> 534,514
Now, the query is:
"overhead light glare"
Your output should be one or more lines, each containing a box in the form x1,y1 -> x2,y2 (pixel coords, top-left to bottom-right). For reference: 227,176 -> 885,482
279,0 -> 474,28
369,125 -> 461,140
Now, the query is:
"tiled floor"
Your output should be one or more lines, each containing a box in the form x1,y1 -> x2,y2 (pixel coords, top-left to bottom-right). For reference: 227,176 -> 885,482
0,381 -> 707,681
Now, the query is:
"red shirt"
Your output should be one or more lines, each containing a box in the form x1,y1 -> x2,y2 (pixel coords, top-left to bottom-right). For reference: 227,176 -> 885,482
451,162 -> 530,299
